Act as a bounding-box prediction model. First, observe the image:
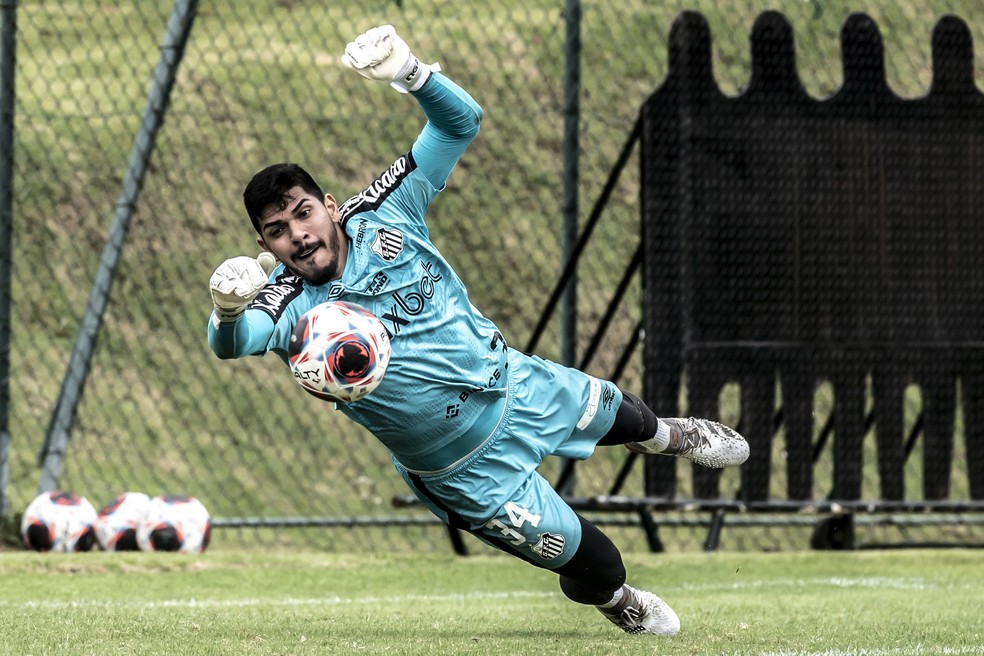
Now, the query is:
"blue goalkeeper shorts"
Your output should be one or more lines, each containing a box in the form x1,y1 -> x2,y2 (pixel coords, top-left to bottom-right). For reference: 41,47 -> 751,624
394,348 -> 622,569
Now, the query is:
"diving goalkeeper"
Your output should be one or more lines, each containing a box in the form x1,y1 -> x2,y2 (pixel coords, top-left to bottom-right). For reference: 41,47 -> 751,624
207,25 -> 748,636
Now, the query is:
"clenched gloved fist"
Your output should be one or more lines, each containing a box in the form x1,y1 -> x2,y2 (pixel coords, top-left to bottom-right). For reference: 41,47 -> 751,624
341,25 -> 440,93
209,252 -> 277,322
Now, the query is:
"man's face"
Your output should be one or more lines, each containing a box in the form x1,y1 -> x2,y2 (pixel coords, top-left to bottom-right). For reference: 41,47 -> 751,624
255,186 -> 347,286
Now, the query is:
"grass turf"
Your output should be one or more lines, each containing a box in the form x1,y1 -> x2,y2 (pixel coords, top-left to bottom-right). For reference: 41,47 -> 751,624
1,548 -> 982,655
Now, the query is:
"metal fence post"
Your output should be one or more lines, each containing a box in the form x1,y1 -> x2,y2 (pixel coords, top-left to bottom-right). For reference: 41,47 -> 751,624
0,0 -> 17,516
557,0 -> 581,498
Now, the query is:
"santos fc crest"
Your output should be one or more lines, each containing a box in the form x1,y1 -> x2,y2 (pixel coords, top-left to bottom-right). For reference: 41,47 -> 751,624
371,228 -> 404,262
532,532 -> 566,560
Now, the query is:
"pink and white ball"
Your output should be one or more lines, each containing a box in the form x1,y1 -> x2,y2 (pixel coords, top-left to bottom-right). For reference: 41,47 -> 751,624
94,491 -> 152,551
20,490 -> 97,552
288,301 -> 391,403
136,495 -> 212,554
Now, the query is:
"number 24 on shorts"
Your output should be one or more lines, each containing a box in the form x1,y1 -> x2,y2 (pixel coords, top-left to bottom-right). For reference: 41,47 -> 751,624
485,502 -> 542,546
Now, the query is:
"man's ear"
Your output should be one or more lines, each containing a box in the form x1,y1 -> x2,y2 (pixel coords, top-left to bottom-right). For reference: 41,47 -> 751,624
256,236 -> 267,251
325,193 -> 340,221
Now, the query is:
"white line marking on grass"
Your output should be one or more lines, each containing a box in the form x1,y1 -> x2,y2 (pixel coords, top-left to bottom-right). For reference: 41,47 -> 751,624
0,590 -> 562,611
672,576 -> 937,593
0,576 -> 972,612
759,647 -> 984,656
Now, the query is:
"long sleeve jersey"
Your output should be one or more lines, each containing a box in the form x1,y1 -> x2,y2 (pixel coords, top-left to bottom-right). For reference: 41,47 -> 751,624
208,73 -> 509,468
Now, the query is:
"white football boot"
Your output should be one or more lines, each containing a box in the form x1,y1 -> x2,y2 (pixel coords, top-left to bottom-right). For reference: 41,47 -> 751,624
626,417 -> 749,468
598,585 -> 681,636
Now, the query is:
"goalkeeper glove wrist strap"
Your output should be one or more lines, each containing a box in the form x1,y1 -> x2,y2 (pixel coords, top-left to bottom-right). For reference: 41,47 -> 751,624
390,56 -> 441,94
212,305 -> 246,323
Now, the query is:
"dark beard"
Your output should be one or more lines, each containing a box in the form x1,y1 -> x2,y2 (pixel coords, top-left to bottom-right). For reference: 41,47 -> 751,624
294,229 -> 342,286
305,266 -> 337,286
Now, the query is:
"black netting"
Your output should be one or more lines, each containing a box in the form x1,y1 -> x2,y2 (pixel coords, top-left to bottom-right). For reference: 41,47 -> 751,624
642,12 -> 984,518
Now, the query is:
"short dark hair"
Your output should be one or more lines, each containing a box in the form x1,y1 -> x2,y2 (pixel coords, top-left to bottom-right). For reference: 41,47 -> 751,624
243,163 -> 325,234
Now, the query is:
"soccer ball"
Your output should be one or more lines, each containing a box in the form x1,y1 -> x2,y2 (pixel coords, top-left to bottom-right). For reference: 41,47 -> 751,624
136,495 -> 212,554
94,491 -> 152,551
20,490 -> 97,552
288,301 -> 391,403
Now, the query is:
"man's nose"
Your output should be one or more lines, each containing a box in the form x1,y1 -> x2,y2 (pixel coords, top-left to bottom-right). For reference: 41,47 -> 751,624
288,220 -> 308,241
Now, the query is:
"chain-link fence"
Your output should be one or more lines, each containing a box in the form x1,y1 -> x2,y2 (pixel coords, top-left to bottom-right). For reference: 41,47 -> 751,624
2,1 -> 984,553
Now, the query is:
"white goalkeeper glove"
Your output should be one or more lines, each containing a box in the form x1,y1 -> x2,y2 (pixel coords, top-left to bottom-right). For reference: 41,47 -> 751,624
209,252 -> 278,322
341,24 -> 440,94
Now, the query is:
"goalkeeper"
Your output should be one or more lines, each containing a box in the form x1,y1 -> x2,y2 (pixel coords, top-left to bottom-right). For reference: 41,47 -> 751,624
207,25 -> 748,636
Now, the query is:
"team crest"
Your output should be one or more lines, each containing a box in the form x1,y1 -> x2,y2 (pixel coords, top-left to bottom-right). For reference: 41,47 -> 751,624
371,228 -> 404,262
531,532 -> 566,560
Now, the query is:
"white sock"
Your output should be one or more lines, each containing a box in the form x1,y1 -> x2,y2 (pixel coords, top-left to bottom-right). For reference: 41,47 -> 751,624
598,585 -> 625,609
639,419 -> 671,452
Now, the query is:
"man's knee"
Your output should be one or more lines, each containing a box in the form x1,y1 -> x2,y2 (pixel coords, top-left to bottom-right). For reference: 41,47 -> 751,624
555,515 -> 627,605
596,389 -> 657,447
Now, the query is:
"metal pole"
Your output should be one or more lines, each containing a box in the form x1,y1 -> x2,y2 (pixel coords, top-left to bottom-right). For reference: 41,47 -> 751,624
37,0 -> 201,492
0,0 -> 16,515
561,0 -> 581,368
557,0 -> 581,497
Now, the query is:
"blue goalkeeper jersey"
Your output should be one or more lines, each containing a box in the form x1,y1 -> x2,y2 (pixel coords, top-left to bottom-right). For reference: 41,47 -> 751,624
208,73 -> 509,467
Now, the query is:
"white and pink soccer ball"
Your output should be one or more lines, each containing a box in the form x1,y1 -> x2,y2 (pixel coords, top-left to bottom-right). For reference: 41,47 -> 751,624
94,491 -> 152,552
20,490 -> 97,552
136,494 -> 212,554
288,301 -> 391,403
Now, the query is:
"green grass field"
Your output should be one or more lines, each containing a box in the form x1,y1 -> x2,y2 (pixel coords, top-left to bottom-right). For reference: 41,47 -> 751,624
2,548 -> 982,655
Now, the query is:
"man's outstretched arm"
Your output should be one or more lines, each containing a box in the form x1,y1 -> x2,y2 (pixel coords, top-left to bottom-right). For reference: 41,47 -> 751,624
342,25 -> 483,190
